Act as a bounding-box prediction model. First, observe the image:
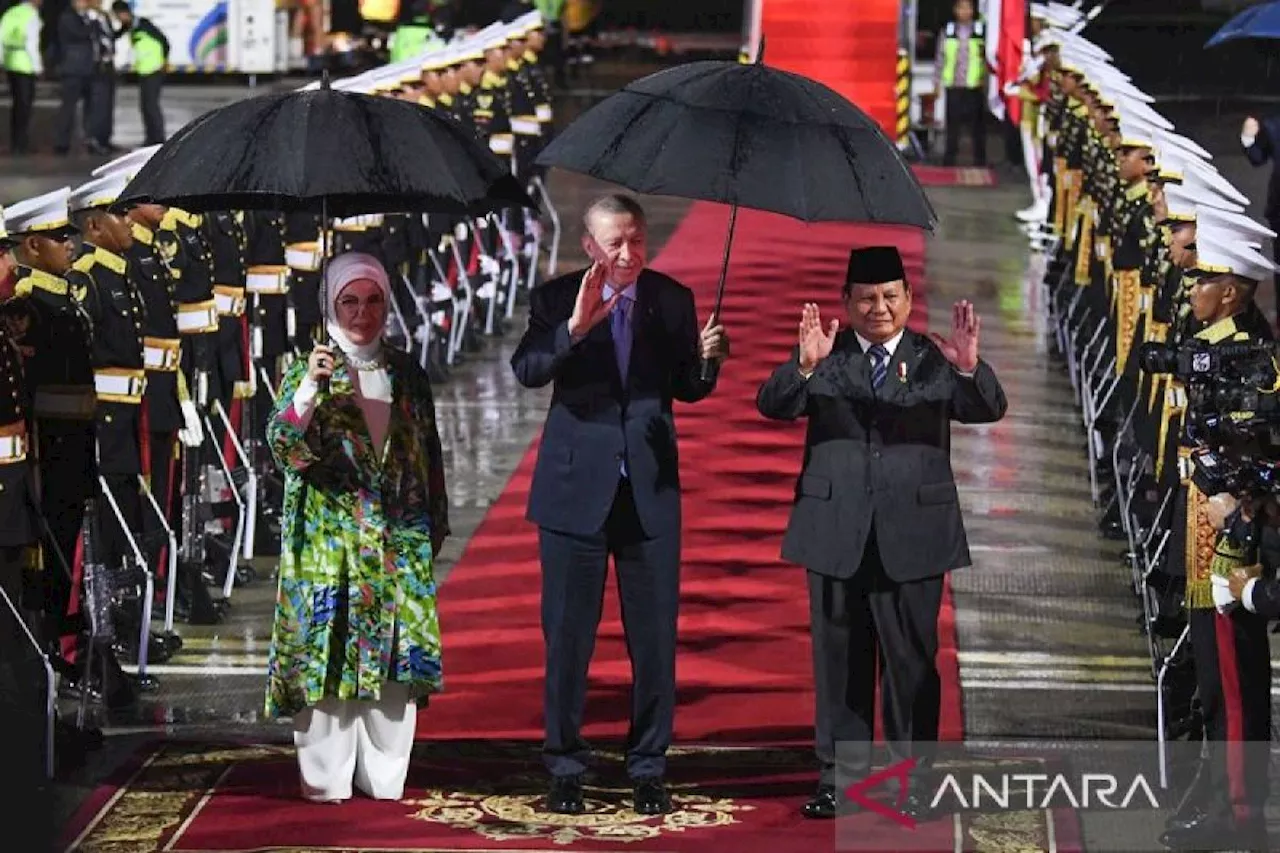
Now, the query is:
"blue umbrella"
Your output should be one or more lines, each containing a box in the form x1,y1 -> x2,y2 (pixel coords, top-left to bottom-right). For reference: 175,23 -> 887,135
1206,1 -> 1280,48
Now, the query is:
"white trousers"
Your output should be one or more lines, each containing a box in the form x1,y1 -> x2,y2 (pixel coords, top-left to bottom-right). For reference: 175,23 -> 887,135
1021,123 -> 1044,204
292,681 -> 417,802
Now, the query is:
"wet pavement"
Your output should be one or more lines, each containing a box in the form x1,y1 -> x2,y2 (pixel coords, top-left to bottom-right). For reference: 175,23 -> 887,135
6,72 -> 1280,849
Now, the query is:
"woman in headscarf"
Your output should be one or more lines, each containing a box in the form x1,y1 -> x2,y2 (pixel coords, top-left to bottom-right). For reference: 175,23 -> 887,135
264,251 -> 449,802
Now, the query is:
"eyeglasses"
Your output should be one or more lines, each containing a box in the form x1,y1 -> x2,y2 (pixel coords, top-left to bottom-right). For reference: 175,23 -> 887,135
335,294 -> 386,312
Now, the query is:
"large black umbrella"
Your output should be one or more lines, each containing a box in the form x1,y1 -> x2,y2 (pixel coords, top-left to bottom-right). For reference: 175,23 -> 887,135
119,75 -> 534,218
536,47 -> 937,358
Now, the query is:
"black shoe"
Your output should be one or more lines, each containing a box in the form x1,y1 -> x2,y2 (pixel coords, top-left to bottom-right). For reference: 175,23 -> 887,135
631,776 -> 671,815
546,774 -> 584,815
802,784 -> 838,819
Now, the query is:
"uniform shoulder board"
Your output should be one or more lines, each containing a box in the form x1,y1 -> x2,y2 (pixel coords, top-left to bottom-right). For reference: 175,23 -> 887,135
72,254 -> 96,275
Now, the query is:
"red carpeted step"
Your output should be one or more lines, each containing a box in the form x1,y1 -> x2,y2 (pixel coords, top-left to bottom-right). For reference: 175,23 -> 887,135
430,202 -> 961,747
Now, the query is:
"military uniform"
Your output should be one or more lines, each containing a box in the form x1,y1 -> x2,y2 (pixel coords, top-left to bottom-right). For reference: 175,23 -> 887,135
1,189 -> 96,644
283,212 -> 324,349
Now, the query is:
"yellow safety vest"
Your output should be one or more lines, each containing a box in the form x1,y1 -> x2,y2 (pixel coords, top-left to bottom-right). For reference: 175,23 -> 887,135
940,21 -> 985,89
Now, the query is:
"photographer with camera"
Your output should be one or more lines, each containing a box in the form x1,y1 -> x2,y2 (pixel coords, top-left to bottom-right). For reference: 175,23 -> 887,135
1153,230 -> 1276,852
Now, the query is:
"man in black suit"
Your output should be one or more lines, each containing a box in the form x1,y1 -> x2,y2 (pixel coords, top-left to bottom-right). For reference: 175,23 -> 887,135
511,193 -> 728,817
756,246 -> 1007,820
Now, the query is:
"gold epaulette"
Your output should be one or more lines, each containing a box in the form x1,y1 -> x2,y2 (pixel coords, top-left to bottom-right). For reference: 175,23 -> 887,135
13,268 -> 68,299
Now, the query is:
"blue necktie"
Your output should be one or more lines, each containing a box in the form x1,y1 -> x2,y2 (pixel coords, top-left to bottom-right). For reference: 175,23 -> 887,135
869,344 -> 889,390
612,294 -> 633,381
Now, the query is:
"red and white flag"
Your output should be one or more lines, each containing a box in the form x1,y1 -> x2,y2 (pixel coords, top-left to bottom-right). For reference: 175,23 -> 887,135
984,0 -> 1027,124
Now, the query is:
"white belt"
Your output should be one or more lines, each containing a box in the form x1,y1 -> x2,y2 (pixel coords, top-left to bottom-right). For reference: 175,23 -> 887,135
1168,385 -> 1187,408
536,103 -> 552,122
0,433 -> 27,464
94,370 -> 147,403
34,387 -> 96,420
143,337 -> 181,372
214,286 -> 247,317
511,116 -> 541,136
490,134 -> 514,155
286,243 -> 322,271
334,213 -> 383,230
246,266 -> 290,295
176,300 -> 219,334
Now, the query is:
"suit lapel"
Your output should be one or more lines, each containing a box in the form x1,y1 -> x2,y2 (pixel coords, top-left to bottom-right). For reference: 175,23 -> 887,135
842,331 -> 870,391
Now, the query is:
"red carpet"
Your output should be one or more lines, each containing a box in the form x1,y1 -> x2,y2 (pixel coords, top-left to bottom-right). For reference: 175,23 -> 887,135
62,741 -> 1080,852
911,165 -> 998,187
428,201 -> 961,746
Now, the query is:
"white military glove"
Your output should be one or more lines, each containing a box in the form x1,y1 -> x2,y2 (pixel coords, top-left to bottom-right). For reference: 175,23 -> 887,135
179,400 -> 205,448
1211,574 -> 1239,614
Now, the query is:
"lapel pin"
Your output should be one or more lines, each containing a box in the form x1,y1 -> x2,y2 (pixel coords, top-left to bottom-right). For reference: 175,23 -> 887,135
897,361 -> 908,383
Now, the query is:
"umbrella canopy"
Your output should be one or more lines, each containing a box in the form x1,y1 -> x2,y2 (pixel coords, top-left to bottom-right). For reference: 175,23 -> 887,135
1206,1 -> 1280,48
119,83 -> 534,217
535,59 -> 936,230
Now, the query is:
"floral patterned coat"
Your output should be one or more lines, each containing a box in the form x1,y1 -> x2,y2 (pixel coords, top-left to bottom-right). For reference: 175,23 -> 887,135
264,346 -> 449,718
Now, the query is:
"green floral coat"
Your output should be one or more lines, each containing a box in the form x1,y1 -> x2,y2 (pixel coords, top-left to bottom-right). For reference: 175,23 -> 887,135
264,346 -> 449,718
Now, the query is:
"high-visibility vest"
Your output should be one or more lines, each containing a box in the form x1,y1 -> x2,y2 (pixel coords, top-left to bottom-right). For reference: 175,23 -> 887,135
132,27 -> 165,76
390,21 -> 440,63
940,20 -> 985,89
0,3 -> 37,75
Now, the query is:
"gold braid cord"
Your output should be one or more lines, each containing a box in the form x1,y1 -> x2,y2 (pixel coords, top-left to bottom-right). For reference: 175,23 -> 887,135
1114,269 -> 1141,377
1053,158 -> 1069,235
1185,483 -> 1219,610
1074,200 -> 1094,286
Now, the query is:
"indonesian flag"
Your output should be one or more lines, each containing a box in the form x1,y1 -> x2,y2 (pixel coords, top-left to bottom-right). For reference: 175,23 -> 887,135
984,0 -> 1027,124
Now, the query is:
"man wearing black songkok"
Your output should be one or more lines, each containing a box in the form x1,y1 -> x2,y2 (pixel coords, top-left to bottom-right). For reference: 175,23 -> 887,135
757,245 -> 1008,821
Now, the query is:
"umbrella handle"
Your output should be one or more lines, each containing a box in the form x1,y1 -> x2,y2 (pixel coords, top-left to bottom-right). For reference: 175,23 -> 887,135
699,204 -> 739,384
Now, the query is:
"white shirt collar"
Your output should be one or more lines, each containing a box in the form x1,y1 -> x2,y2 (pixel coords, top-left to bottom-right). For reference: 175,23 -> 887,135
855,329 -> 905,358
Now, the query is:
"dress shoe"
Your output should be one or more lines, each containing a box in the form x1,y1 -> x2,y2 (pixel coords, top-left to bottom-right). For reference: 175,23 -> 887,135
632,776 -> 672,815
545,774 -> 585,815
802,785 -> 838,819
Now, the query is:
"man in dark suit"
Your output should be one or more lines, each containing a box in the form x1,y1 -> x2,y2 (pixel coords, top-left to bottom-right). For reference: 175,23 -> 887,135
1240,114 -> 1280,321
511,193 -> 728,817
756,246 -> 1007,820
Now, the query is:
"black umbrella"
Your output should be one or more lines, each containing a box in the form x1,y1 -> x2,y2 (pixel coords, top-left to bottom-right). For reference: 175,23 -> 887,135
119,76 -> 534,218
536,46 -> 937,376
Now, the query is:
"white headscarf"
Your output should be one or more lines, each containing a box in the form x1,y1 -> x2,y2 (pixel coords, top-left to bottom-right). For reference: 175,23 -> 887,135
323,251 -> 392,364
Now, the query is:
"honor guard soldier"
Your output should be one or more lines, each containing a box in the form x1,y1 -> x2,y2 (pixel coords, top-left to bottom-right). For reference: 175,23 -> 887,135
476,24 -> 517,169
283,213 -> 323,350
1159,230 -> 1275,853
203,211 -> 250,423
451,40 -> 487,141
242,211 -> 291,435
503,22 -> 544,178
1,188 -> 95,654
67,173 -> 163,674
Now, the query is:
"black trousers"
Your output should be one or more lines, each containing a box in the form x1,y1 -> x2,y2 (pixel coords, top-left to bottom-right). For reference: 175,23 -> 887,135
943,86 -> 987,167
36,425 -> 94,637
89,67 -> 115,147
7,71 -> 35,153
808,532 -> 945,787
538,479 -> 680,779
138,72 -> 165,144
143,432 -> 178,581
1183,607 -> 1271,824
54,73 -> 93,152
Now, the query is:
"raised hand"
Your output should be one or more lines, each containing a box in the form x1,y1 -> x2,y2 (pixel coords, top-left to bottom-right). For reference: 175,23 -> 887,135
568,262 -> 623,339
929,300 -> 981,374
1243,116 -> 1261,139
798,303 -> 838,372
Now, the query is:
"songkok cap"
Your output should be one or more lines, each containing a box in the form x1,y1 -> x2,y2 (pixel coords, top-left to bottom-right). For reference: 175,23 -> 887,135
92,143 -> 161,179
845,246 -> 905,288
4,187 -> 76,238
1197,207 -> 1276,246
1193,226 -> 1277,281
1184,158 -> 1250,207
69,171 -> 131,213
